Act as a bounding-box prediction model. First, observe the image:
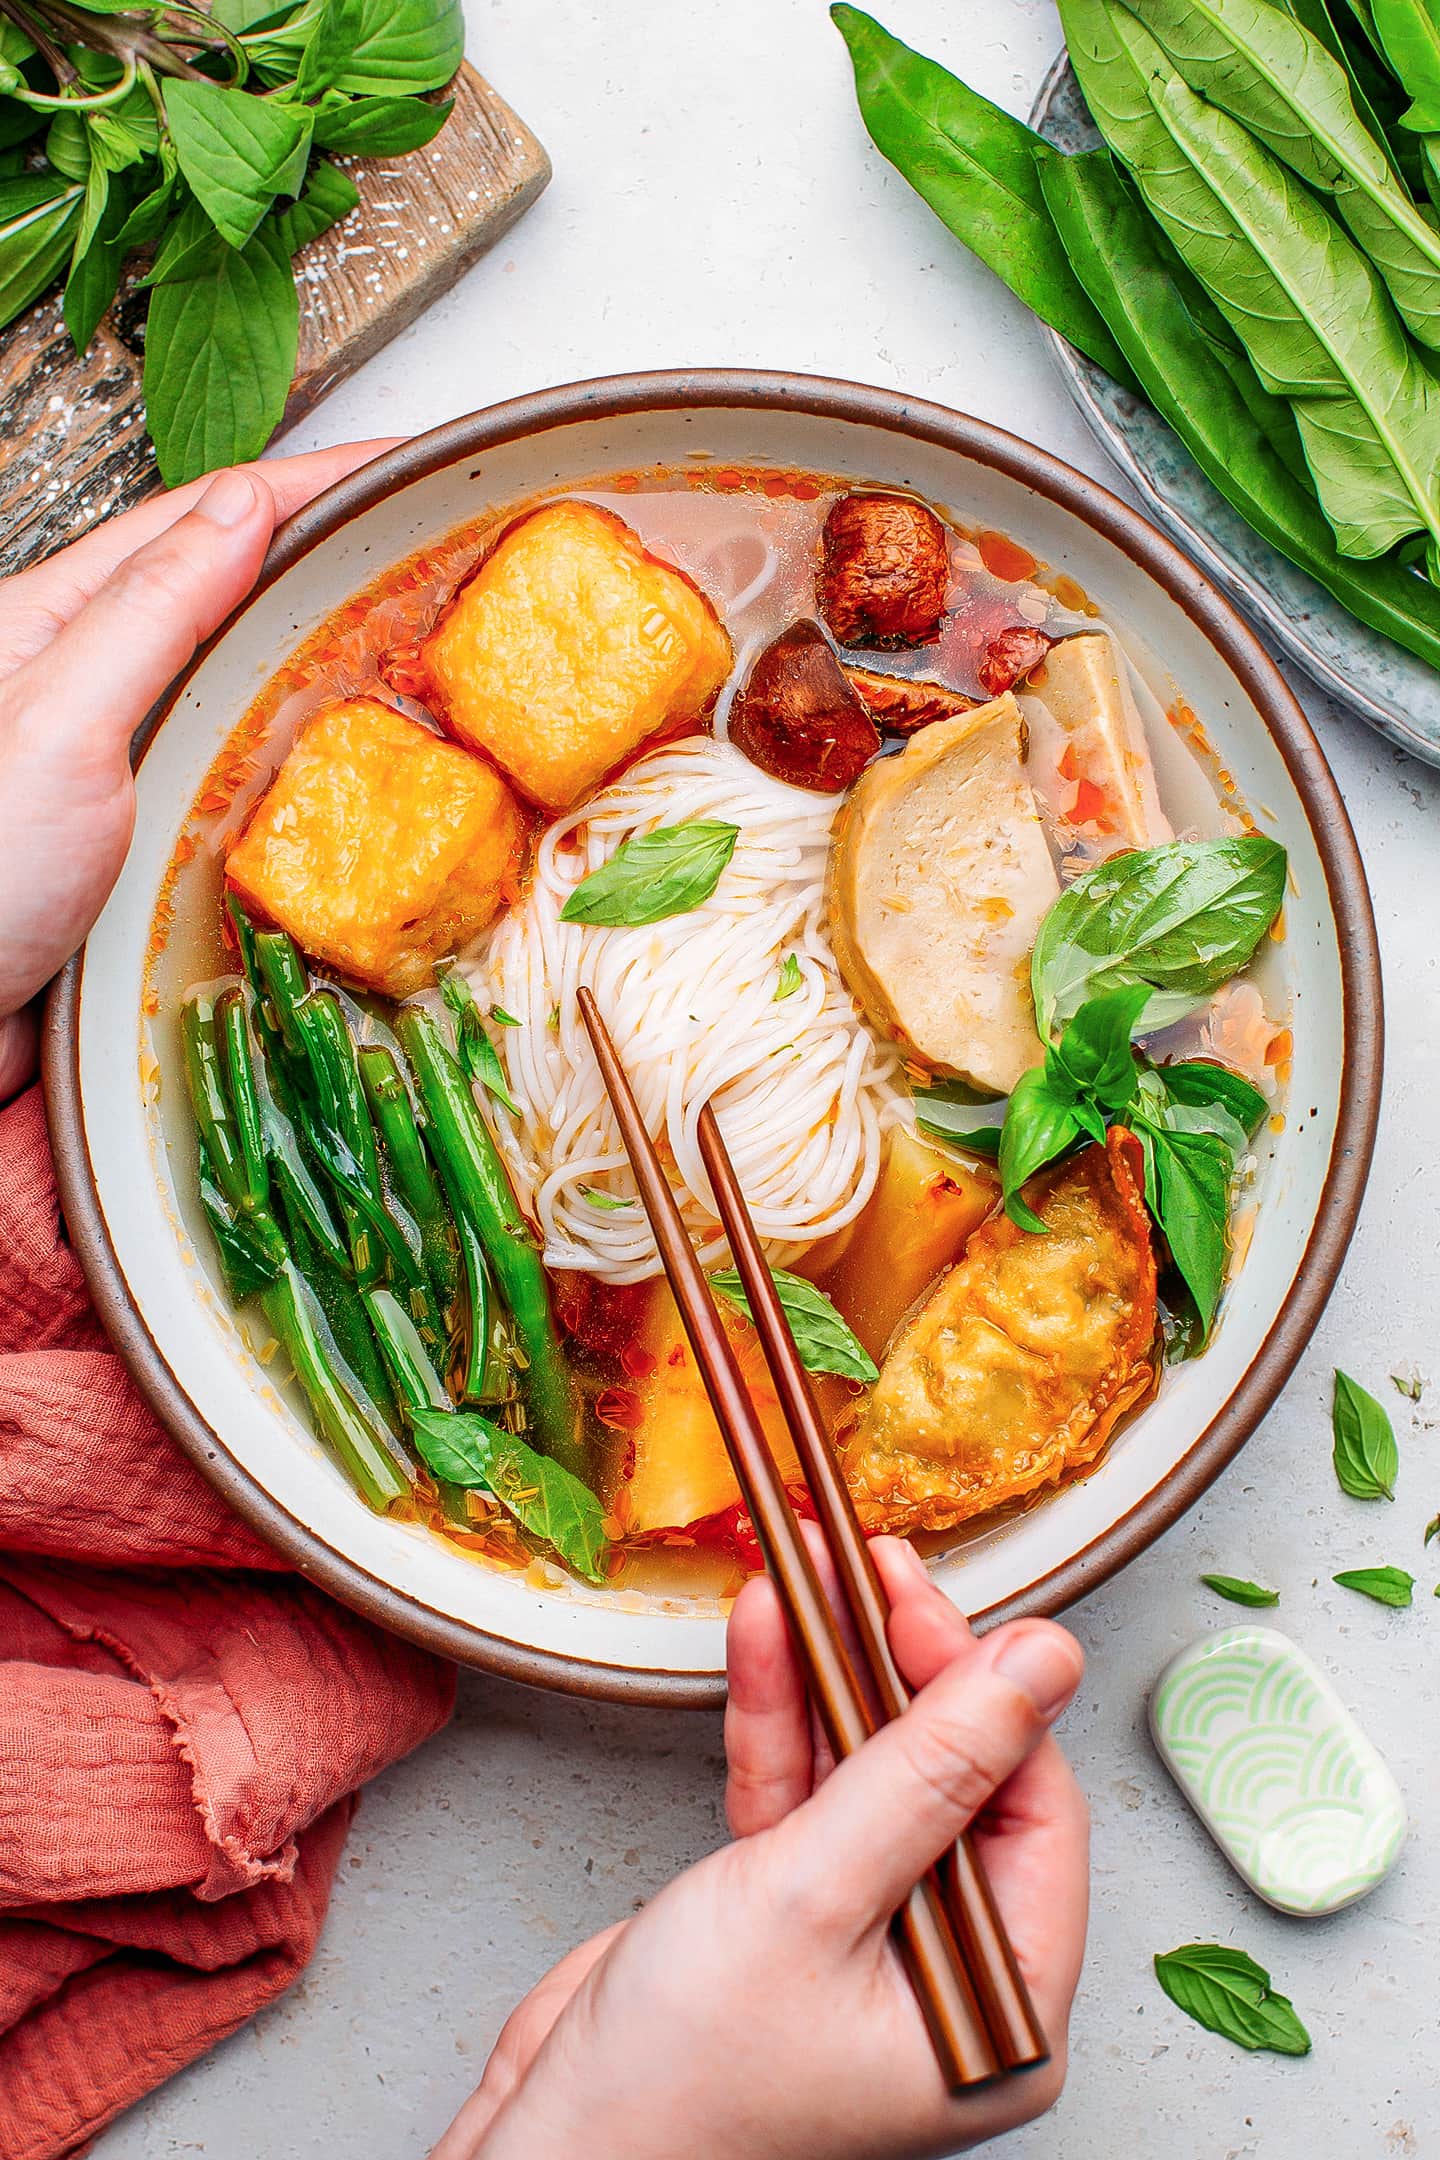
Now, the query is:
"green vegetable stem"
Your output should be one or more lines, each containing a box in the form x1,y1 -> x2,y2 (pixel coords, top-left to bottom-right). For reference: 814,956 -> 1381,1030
397,1007 -> 586,1478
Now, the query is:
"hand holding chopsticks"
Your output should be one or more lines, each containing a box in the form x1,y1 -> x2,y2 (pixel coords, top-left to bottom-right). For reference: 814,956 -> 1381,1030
578,986 -> 1049,2090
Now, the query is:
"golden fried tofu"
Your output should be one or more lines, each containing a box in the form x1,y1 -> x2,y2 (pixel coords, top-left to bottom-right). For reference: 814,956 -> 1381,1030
841,1130 -> 1157,1536
226,697 -> 526,997
411,500 -> 733,812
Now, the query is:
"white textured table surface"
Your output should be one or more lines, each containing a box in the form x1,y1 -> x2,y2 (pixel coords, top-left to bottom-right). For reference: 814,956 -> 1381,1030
96,3 -> 1440,2154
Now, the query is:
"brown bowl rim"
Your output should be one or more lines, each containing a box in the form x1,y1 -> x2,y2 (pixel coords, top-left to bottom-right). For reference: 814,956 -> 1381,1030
42,367 -> 1383,1708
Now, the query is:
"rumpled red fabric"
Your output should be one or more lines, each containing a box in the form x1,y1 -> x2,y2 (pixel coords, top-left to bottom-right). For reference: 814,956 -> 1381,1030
0,1083 -> 457,2159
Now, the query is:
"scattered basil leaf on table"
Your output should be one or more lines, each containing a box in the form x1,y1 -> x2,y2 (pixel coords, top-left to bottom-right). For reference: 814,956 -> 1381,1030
1200,1573 -> 1280,1606
829,4 -> 1138,385
1038,141 -> 1440,668
1333,1564 -> 1414,1604
1392,1370 -> 1424,1401
441,969 -> 520,1116
1423,1514 -> 1440,1546
1029,837 -> 1288,1040
142,218 -> 299,487
774,951 -> 803,1001
1332,1367 -> 1398,1498
411,1408 -> 609,1583
1153,1944 -> 1312,2055
710,1266 -> 879,1385
560,822 -> 740,927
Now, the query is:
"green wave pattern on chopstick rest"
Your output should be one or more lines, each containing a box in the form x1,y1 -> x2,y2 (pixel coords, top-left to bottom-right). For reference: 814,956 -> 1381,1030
1149,1624 -> 1406,1915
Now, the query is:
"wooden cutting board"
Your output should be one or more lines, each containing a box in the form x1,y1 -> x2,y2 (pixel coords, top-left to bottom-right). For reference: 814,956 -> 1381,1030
0,63 -> 549,576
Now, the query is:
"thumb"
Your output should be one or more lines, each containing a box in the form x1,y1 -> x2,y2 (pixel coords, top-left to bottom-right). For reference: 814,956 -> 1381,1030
765,1619 -> 1083,1933
7,466 -> 278,773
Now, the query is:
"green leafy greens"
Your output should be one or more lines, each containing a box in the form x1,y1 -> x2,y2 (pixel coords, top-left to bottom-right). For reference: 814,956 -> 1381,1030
0,0 -> 461,483
831,0 -> 1440,664
1153,1943 -> 1312,2053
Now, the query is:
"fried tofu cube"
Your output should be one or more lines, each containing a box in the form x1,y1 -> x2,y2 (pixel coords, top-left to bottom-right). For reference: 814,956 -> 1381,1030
413,500 -> 733,811
226,697 -> 526,997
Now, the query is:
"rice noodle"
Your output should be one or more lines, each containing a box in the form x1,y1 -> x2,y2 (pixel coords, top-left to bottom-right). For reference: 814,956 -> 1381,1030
472,736 -> 911,1283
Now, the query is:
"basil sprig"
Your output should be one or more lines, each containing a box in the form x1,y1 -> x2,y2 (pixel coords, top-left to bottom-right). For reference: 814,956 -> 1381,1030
0,0 -> 462,484
441,968 -> 519,1116
560,821 -> 740,928
1200,1574 -> 1279,1607
1153,1944 -> 1311,2056
1332,1564 -> 1415,1606
411,1407 -> 609,1584
710,1265 -> 878,1384
1331,1368 -> 1399,1500
1030,836 -> 1288,1039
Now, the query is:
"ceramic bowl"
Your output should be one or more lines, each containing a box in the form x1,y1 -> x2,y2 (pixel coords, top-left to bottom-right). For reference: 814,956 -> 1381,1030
43,371 -> 1382,1705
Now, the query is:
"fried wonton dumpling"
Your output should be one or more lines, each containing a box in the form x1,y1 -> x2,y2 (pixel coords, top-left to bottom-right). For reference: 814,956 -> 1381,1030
407,500 -> 733,813
840,1129 -> 1157,1536
226,697 -> 526,998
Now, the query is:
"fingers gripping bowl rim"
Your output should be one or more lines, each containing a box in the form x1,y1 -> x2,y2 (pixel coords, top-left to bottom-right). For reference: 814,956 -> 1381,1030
42,370 -> 1382,1707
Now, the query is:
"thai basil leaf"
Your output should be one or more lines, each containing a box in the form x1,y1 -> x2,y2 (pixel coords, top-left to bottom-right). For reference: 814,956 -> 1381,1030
1030,837 -> 1287,1040
1046,982 -> 1150,1113
271,158 -> 360,255
441,970 -> 520,1116
1155,1060 -> 1268,1134
45,111 -> 90,182
1129,0 -> 1440,350
410,1408 -> 608,1582
1332,1563 -> 1414,1603
709,1264 -> 878,1384
1423,1511 -> 1439,1542
299,0 -> 464,97
774,951 -> 803,1001
914,1096 -> 1003,1155
63,169 -> 136,352
1331,1366 -> 1398,1497
312,92 -> 453,156
1200,1573 -> 1280,1605
1372,0 -> 1440,128
164,77 -> 313,248
560,821 -> 739,927
0,175 -> 81,332
1058,0 -> 1440,564
1135,1117 -> 1233,1328
1153,1944 -> 1312,2054
830,4 -> 1137,385
998,1066 -> 1082,1234
144,197 -> 227,286
1041,147 -> 1440,671
115,150 -> 178,248
143,217 -> 298,485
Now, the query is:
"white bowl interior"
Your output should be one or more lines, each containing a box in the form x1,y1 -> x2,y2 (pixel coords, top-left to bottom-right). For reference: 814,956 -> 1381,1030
74,401 -> 1343,1688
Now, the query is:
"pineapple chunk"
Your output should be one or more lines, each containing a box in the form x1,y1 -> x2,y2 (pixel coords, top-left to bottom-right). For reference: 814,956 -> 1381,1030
817,1127 -> 998,1363
622,1285 -> 801,1535
414,500 -> 733,812
226,697 -> 526,997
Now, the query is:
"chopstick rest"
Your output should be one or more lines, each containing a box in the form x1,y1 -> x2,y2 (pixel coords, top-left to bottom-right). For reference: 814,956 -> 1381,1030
1150,1626 -> 1406,1916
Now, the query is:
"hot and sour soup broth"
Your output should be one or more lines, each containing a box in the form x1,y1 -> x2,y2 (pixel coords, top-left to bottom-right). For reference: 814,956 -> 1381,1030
148,464 -> 1290,1603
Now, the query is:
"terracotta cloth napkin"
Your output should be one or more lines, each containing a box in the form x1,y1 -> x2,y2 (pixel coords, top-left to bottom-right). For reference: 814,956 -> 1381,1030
0,1083 -> 457,2159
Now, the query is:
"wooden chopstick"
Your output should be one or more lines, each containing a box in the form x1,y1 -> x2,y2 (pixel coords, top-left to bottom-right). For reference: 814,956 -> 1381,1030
577,987 -> 1026,2090
695,1101 -> 1048,2077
